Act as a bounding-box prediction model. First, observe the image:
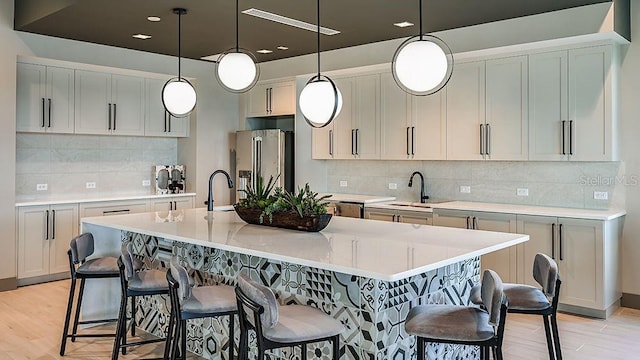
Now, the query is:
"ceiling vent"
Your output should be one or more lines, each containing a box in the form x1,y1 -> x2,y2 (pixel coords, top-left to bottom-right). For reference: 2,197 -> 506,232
242,8 -> 340,35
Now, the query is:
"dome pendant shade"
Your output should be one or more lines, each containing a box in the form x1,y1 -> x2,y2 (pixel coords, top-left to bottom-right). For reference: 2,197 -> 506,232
216,51 -> 259,93
392,35 -> 453,96
162,78 -> 197,117
300,77 -> 343,128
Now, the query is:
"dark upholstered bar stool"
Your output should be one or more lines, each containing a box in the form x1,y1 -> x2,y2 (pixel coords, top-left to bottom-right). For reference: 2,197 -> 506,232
235,273 -> 344,360
405,270 -> 508,360
112,243 -> 169,360
165,257 -> 238,360
469,253 -> 563,359
60,233 -> 120,356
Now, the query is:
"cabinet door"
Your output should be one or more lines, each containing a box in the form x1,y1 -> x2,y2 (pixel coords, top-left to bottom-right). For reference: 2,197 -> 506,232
485,56 -> 528,160
529,51 -> 568,161
311,124 -> 333,159
432,209 -> 470,228
247,84 -> 269,117
16,63 -> 47,132
331,77 -> 356,159
354,74 -> 380,159
412,90 -> 446,160
174,196 -> 194,209
149,199 -> 173,212
270,82 -> 295,116
517,215 -> 557,287
48,204 -> 79,275
145,78 -> 170,136
380,72 -> 411,159
111,74 -> 145,136
75,70 -> 111,134
568,45 -> 613,161
557,218 -> 602,309
446,61 -> 486,160
46,66 -> 75,134
17,206 -> 49,279
364,209 -> 396,222
474,211 -> 518,283
398,211 -> 432,226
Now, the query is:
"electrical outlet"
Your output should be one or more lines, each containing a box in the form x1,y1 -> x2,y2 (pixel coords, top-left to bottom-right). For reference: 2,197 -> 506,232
86,182 -> 96,189
517,188 -> 529,196
339,180 -> 348,187
142,179 -> 151,187
36,183 -> 48,191
460,185 -> 471,194
594,191 -> 608,200
388,183 -> 397,190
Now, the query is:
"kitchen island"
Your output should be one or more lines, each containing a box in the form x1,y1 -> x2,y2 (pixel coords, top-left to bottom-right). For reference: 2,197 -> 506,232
81,207 -> 528,360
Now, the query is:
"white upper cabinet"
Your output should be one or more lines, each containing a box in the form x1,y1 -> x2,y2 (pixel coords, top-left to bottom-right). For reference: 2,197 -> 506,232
411,88 -> 447,160
17,63 -> 75,134
380,72 -> 412,159
529,45 -> 615,161
75,70 -> 145,136
144,78 -> 189,137
485,56 -> 528,160
312,77 -> 354,159
247,80 -> 295,117
446,61 -> 486,160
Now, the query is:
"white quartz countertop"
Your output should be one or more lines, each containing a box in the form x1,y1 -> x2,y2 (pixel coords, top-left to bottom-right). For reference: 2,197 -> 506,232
16,193 -> 197,207
81,207 -> 528,281
321,193 -> 396,204
429,201 -> 626,221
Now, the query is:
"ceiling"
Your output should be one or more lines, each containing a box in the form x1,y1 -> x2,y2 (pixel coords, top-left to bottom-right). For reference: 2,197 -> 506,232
14,0 -> 611,63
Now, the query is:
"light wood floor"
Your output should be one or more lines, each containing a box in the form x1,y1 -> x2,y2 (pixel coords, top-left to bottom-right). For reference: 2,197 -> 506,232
1,280 -> 639,359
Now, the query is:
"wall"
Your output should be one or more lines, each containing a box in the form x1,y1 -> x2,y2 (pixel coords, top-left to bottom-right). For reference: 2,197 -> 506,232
16,134 -> 177,202
1,3 -> 239,285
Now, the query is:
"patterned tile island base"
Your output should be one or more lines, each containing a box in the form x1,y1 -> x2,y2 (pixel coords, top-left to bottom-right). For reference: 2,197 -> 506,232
125,231 -> 481,360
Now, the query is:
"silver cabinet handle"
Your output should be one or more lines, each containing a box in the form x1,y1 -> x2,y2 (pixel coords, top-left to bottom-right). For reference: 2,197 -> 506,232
480,124 -> 485,155
569,120 -> 574,155
411,127 -> 415,155
559,223 -> 564,261
108,104 -> 112,130
329,130 -> 333,156
486,124 -> 491,156
561,121 -> 566,155
355,129 -> 359,156
473,216 -> 478,230
406,127 -> 410,156
48,98 -> 52,128
551,223 -> 556,259
41,98 -> 46,128
45,210 -> 49,240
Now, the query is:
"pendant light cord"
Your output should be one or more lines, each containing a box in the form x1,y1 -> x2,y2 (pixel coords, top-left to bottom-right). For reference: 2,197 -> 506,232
317,0 -> 321,79
419,0 -> 423,40
236,0 -> 239,52
178,10 -> 182,80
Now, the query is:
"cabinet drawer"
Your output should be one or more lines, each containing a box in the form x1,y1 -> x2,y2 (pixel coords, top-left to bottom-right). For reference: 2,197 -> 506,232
80,200 -> 148,218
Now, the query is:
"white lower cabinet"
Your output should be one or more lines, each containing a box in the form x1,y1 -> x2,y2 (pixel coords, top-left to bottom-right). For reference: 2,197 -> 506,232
364,208 -> 433,225
79,199 -> 149,218
433,209 -> 517,283
17,204 -> 78,280
149,196 -> 194,212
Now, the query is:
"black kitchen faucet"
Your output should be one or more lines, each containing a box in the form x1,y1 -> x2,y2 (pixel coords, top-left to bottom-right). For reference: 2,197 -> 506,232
408,171 -> 429,203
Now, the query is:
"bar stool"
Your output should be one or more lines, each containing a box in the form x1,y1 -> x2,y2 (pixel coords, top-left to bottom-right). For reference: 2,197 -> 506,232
112,243 -> 169,360
405,269 -> 507,360
165,256 -> 238,360
235,273 -> 344,360
60,233 -> 120,356
469,253 -> 562,359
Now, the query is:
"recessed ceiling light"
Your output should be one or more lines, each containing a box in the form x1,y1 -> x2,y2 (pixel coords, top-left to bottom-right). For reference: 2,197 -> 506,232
256,49 -> 273,54
394,21 -> 414,28
277,46 -> 289,50
132,34 -> 152,40
242,8 -> 340,35
147,16 -> 161,22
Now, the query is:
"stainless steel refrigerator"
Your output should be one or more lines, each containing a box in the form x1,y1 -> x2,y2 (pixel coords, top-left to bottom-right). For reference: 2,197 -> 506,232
235,129 -> 294,199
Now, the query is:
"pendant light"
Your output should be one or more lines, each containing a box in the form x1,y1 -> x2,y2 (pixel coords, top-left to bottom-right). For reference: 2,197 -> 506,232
392,0 -> 453,96
216,0 -> 259,93
299,0 -> 342,128
162,8 -> 197,117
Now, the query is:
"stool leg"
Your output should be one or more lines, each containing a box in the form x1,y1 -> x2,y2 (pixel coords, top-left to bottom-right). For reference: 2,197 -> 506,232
59,276 -> 77,356
164,306 -> 176,360
111,294 -> 128,360
332,335 -> 340,360
181,320 -> 187,359
170,317 -> 181,360
543,315 -> 555,359
416,338 -> 425,360
301,343 -> 307,360
228,314 -> 235,360
551,314 -> 563,360
71,278 -> 86,342
130,295 -> 136,337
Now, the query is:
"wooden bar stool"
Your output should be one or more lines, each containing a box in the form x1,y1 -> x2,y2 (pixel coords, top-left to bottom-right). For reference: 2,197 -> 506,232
60,232 -> 120,356
470,253 -> 563,359
405,269 -> 508,360
112,243 -> 169,360
235,273 -> 344,360
165,256 -> 238,360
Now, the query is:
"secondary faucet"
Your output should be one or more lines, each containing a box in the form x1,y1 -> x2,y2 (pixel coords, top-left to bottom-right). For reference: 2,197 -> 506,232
206,170 -> 234,211
408,171 -> 429,203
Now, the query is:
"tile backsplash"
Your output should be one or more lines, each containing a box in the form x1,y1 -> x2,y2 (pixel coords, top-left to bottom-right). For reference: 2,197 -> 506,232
16,133 -> 177,202
327,160 -> 625,210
